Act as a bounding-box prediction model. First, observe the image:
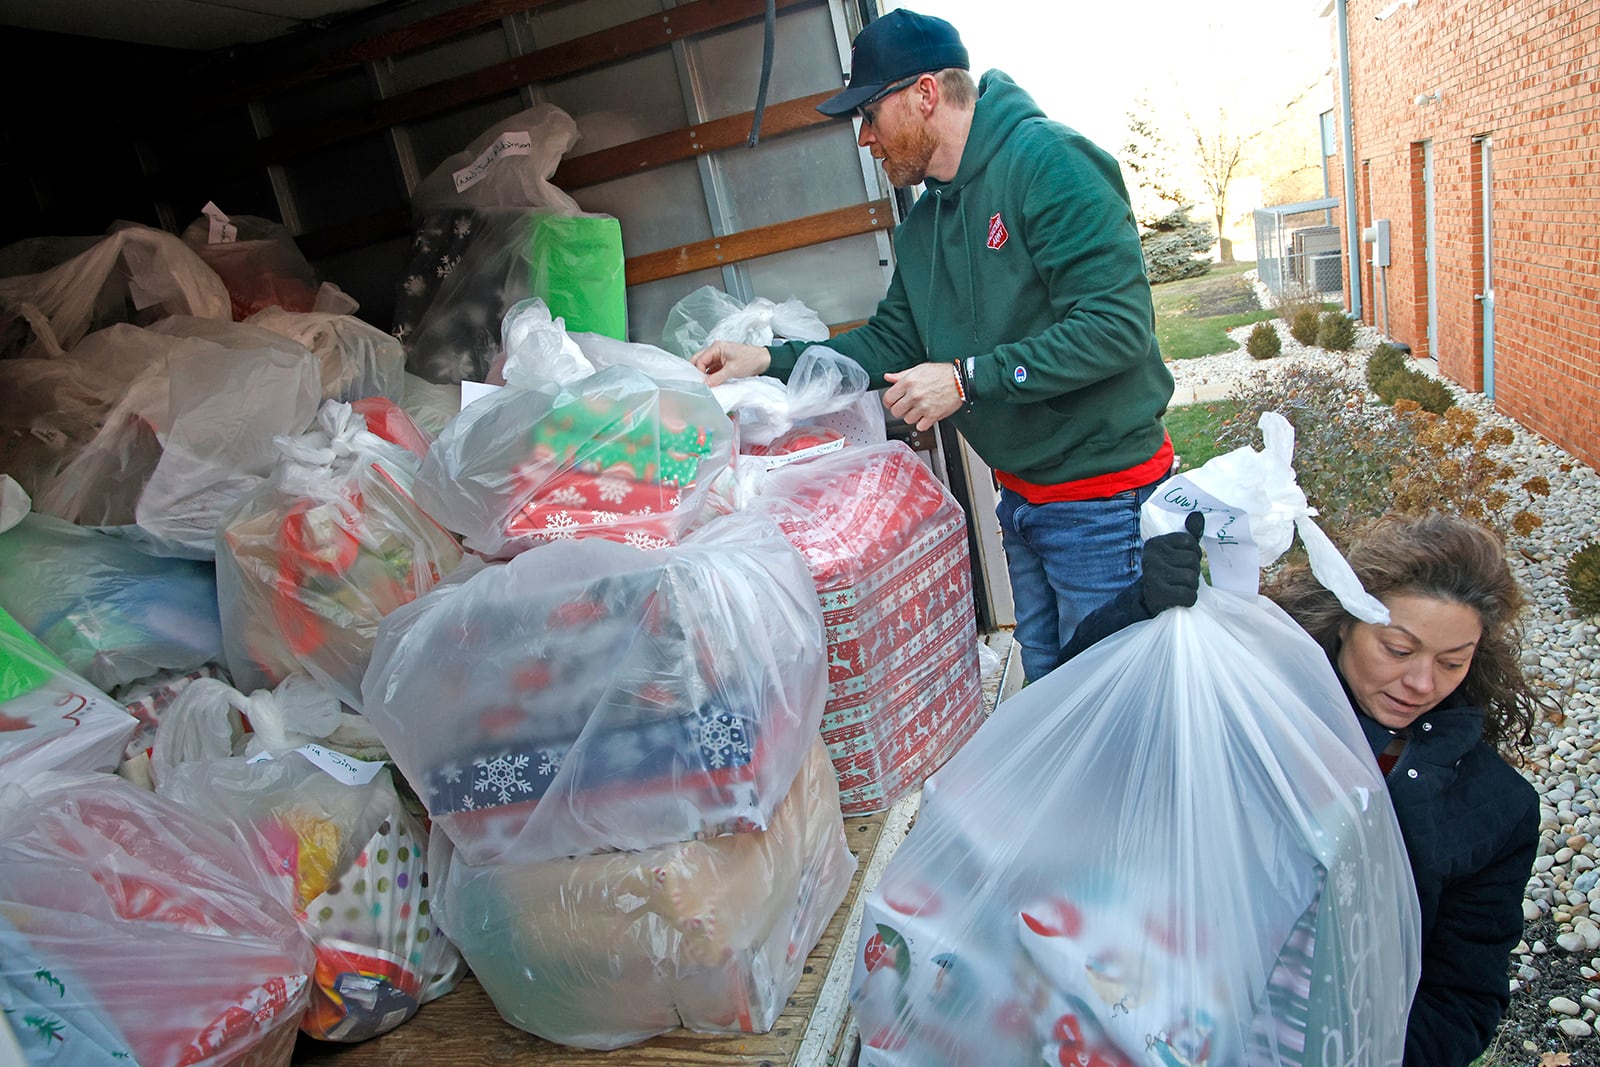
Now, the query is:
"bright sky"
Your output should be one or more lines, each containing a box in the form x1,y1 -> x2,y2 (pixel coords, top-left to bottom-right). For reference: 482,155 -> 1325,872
900,0 -> 1334,153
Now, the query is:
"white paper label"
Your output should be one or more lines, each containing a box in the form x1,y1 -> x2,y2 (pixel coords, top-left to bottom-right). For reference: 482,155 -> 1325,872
1146,475 -> 1259,597
296,743 -> 386,786
202,200 -> 237,244
759,436 -> 848,470
459,379 -> 502,410
451,131 -> 534,193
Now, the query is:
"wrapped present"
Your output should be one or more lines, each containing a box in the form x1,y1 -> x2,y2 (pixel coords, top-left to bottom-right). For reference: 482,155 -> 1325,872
157,748 -> 462,1043
438,740 -> 856,1049
753,442 -> 983,814
0,771 -> 312,1067
0,606 -> 138,776
349,396 -> 434,459
412,364 -> 733,558
360,510 -> 827,867
217,401 -> 462,707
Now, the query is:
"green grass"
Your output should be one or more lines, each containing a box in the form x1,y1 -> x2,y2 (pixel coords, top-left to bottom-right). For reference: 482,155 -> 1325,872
1165,399 -> 1237,472
1151,261 -> 1277,361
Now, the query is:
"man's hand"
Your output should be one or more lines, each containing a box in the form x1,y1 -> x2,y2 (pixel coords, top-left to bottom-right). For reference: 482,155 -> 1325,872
883,362 -> 963,432
690,340 -> 772,386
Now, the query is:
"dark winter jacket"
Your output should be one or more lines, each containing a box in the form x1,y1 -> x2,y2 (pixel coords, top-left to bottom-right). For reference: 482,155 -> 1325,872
767,71 -> 1173,484
1060,585 -> 1539,1066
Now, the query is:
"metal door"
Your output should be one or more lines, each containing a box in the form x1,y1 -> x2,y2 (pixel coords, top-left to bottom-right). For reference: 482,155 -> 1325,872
1475,136 -> 1497,398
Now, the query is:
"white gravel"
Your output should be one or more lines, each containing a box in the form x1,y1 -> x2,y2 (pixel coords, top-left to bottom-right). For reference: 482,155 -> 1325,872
1168,272 -> 1600,1041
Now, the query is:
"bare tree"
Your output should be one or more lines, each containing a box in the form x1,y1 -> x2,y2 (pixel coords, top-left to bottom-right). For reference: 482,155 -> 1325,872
1185,107 -> 1258,265
1121,96 -> 1190,224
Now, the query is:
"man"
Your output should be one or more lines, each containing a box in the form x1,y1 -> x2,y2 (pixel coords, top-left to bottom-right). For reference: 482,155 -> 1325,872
691,9 -> 1174,683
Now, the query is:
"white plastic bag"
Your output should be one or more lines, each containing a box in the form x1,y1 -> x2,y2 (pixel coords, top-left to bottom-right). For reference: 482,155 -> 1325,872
246,306 -> 408,403
359,511 -> 828,867
850,414 -> 1421,1067
659,285 -> 828,358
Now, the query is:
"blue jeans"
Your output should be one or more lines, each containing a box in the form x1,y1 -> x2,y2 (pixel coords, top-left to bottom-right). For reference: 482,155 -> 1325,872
998,482 -> 1156,683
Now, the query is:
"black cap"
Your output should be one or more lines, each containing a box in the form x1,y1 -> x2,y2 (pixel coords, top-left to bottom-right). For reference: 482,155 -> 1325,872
817,9 -> 970,118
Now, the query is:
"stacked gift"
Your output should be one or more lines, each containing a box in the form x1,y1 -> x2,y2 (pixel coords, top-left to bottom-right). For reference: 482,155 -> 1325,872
752,442 -> 983,814
216,401 -> 462,707
440,739 -> 854,1048
359,511 -> 853,1047
412,364 -> 733,558
0,771 -> 313,1067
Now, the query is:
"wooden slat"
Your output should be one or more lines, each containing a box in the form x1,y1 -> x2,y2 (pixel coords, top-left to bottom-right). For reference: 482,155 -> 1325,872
551,91 -> 838,190
144,0 -> 821,194
626,200 -> 892,286
290,812 -> 889,1066
292,94 -> 845,261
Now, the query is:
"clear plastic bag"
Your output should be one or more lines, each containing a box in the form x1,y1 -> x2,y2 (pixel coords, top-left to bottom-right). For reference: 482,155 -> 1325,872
436,739 -> 855,1049
156,746 -> 463,1042
359,510 -> 828,867
849,415 -> 1420,1067
659,284 -> 829,358
0,770 -> 313,1067
412,364 -> 733,557
181,206 -> 321,321
395,104 -> 626,383
246,306 -> 408,404
0,223 -> 230,361
0,606 -> 138,776
750,441 -> 984,813
215,401 -> 462,707
0,510 -> 222,691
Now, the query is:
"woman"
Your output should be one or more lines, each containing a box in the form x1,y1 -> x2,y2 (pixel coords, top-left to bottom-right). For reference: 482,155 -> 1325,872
1062,511 -> 1543,1067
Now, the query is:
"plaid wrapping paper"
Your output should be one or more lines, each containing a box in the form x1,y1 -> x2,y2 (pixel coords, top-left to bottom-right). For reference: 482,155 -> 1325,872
765,446 -> 983,815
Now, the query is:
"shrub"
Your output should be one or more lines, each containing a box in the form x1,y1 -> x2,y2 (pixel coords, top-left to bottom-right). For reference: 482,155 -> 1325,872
1220,364 -> 1541,549
1366,344 -> 1409,400
1565,541 -> 1600,616
1246,321 -> 1282,360
1288,305 -> 1322,346
1316,310 -> 1357,351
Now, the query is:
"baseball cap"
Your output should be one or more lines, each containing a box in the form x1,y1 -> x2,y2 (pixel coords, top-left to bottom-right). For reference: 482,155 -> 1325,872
816,9 -> 970,117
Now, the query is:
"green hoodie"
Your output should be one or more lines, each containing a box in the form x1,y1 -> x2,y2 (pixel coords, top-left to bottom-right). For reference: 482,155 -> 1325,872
769,71 -> 1173,486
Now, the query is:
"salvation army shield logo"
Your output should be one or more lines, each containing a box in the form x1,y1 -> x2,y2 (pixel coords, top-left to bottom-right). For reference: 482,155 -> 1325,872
987,213 -> 1008,250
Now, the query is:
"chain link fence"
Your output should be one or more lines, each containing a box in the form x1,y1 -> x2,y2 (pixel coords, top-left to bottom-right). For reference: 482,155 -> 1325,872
1253,197 -> 1344,298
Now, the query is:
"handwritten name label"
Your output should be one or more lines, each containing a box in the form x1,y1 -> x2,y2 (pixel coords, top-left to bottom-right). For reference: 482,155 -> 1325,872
1150,477 -> 1259,596
452,132 -> 534,193
202,200 -> 238,244
246,744 -> 386,786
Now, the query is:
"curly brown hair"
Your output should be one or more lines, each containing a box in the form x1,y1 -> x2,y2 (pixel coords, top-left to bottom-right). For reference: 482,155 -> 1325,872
1265,511 -> 1544,757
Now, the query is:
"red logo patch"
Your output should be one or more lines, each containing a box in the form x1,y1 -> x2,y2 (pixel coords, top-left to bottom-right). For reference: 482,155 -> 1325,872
987,213 -> 1009,250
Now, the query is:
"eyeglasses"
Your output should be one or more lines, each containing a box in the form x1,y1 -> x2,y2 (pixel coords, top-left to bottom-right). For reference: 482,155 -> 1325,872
855,74 -> 922,127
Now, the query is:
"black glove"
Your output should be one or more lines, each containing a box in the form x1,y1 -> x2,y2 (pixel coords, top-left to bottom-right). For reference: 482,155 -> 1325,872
1139,510 -> 1205,615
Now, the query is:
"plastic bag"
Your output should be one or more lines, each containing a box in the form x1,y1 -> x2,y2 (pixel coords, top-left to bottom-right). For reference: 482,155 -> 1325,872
437,739 -> 855,1049
181,205 -> 321,321
395,104 -> 626,383
156,746 -> 463,1042
360,510 -> 828,867
0,606 -> 138,776
349,395 -> 434,458
216,401 -> 462,707
0,510 -> 222,691
750,442 -> 984,814
412,364 -> 733,557
0,223 -> 230,361
247,306 -> 407,403
659,284 -> 829,358
716,344 -> 883,451
0,770 -> 312,1067
849,416 -> 1420,1067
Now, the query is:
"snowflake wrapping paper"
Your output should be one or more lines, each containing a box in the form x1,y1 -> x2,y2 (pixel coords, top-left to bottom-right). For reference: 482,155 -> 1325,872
360,509 -> 828,867
412,364 -> 734,559
0,771 -> 313,1067
850,584 -> 1420,1067
435,739 -> 855,1050
753,442 -> 984,814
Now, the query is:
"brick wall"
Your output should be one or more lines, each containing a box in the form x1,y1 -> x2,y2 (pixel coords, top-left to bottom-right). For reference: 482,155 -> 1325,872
1328,0 -> 1600,468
